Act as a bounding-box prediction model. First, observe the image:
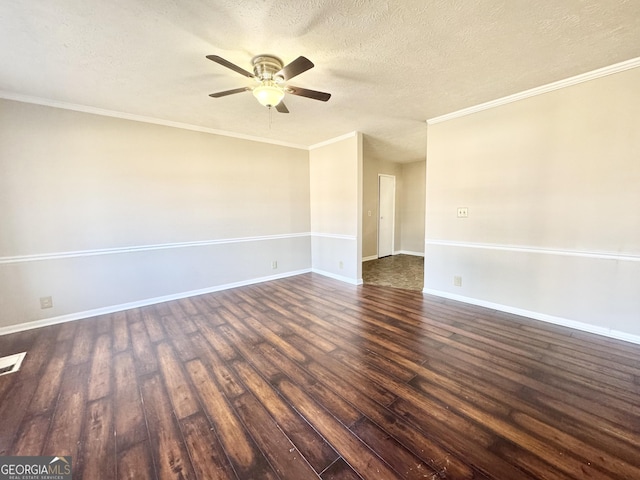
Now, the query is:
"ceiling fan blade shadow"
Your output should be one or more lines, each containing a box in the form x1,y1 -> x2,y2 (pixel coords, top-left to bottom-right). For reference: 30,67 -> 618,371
206,55 -> 255,78
286,85 -> 331,102
209,87 -> 251,98
275,101 -> 289,113
276,56 -> 314,81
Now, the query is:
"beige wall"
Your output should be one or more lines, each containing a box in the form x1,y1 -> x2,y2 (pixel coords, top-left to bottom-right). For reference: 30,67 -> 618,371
425,66 -> 640,338
0,99 -> 311,329
362,155 -> 401,258
362,152 -> 425,259
399,160 -> 426,254
310,133 -> 362,283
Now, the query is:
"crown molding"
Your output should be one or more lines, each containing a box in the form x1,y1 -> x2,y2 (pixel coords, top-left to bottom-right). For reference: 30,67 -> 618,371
309,131 -> 359,150
427,56 -> 640,125
0,91 -> 309,150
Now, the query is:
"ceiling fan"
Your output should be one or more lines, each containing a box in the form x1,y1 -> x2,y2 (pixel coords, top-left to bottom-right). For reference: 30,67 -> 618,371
206,54 -> 331,113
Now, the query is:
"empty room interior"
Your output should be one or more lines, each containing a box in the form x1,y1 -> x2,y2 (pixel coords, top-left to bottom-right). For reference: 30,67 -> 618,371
1,2 -> 639,479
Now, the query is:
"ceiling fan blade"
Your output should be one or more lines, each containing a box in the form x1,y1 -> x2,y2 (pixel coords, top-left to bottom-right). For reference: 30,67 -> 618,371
209,87 -> 251,98
206,55 -> 255,78
276,56 -> 314,80
275,101 -> 289,113
286,85 -> 331,102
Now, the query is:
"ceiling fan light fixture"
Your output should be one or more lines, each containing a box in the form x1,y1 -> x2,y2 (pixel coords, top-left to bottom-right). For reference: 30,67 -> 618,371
253,82 -> 285,107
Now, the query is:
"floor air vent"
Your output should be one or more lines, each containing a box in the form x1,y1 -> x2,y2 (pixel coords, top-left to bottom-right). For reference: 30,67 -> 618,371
0,352 -> 27,376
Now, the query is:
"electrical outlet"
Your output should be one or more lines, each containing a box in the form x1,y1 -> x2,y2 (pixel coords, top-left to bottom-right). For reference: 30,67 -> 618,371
453,276 -> 462,287
40,296 -> 53,309
457,207 -> 468,218
339,261 -> 344,269
271,261 -> 278,269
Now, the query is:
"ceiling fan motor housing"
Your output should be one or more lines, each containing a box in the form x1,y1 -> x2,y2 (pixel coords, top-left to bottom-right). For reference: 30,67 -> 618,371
252,55 -> 284,82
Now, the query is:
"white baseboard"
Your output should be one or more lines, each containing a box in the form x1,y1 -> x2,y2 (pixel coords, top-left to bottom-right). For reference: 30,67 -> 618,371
312,269 -> 363,286
395,250 -> 425,257
422,288 -> 640,346
0,269 -> 311,336
363,251 -> 424,261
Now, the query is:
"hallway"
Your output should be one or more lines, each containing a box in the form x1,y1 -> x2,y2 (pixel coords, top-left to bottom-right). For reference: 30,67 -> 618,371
362,254 -> 424,291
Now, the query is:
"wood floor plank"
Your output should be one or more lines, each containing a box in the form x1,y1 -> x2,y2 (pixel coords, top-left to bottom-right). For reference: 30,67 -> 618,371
0,329 -> 60,455
437,341 -> 640,431
189,333 -> 246,399
286,334 -> 398,407
114,352 -> 147,450
418,355 -> 640,462
0,273 -> 638,480
129,320 -> 158,376
87,333 -> 112,401
156,342 -> 199,420
141,305 -> 167,343
140,374 -> 197,480
275,377 -> 401,479
389,398 -> 535,479
42,363 -> 88,459
215,298 -> 249,322
0,371 -> 41,454
15,328 -> 58,378
177,298 -> 200,318
187,296 -> 218,316
191,315 -> 238,362
254,342 -> 317,388
11,414 -> 49,456
159,312 -> 197,361
125,308 -> 143,325
26,339 -> 70,416
232,391 -> 321,479
229,359 -> 339,473
56,320 -> 78,342
76,397 -> 116,480
112,311 -> 130,353
117,441 -> 156,480
185,359 -> 279,479
352,343 -> 618,479
179,413 -> 237,480
350,417 -> 439,480
320,458 -> 363,480
241,315 -> 308,364
69,321 -> 95,365
166,303 -> 197,335
302,351 -> 479,478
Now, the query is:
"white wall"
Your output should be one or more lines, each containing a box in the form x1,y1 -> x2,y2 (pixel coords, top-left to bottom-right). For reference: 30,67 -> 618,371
0,99 -> 311,330
309,132 -> 363,283
424,66 -> 640,341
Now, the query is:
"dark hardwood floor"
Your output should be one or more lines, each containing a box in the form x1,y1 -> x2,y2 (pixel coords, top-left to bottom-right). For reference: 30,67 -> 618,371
0,273 -> 639,479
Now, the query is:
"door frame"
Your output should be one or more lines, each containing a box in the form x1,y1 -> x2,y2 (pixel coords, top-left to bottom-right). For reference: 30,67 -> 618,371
377,174 -> 396,258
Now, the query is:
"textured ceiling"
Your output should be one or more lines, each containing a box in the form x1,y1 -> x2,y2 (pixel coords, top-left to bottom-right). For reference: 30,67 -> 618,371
1,1 -> 640,163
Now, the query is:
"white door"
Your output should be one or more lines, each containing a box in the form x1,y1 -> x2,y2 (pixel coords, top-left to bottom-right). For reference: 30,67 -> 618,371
378,174 -> 395,258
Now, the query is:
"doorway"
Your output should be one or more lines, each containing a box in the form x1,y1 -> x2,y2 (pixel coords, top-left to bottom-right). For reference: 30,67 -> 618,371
378,174 -> 395,258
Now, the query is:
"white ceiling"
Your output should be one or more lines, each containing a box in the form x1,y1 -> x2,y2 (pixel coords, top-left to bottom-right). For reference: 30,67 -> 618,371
1,1 -> 640,163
